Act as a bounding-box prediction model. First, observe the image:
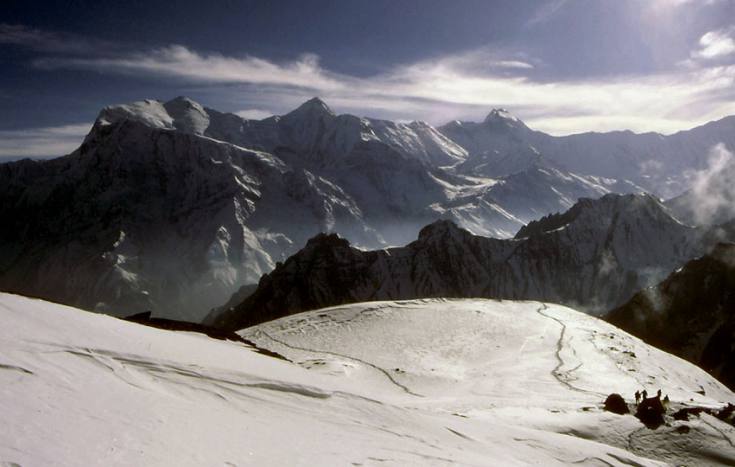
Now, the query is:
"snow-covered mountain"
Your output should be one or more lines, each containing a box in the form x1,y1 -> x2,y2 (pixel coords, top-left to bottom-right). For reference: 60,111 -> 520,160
101,96 -> 469,168
0,97 -> 641,321
440,111 -> 735,198
3,292 -> 734,466
607,242 -> 735,390
208,193 -> 728,331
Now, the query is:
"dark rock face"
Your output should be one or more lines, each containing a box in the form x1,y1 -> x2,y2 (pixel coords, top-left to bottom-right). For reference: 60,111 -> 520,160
208,194 -> 729,331
672,403 -> 735,425
207,233 -> 382,329
604,393 -> 629,415
607,243 -> 735,390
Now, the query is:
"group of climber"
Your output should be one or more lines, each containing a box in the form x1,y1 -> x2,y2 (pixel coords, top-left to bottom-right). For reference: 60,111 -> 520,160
633,388 -> 671,428
634,388 -> 669,407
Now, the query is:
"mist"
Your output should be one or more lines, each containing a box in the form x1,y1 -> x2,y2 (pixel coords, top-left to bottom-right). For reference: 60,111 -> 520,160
675,143 -> 735,226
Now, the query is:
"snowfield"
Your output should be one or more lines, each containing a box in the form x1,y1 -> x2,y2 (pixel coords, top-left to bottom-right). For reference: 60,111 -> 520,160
1,293 -> 734,466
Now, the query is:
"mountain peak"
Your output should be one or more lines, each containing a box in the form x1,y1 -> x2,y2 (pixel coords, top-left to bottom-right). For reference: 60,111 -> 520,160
417,219 -> 468,242
484,108 -> 519,124
514,193 -> 670,239
286,97 -> 335,119
305,232 -> 350,249
166,96 -> 202,107
163,96 -> 209,134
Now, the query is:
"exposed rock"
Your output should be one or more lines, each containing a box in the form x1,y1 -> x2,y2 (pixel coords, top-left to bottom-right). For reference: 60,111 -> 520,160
603,393 -> 629,415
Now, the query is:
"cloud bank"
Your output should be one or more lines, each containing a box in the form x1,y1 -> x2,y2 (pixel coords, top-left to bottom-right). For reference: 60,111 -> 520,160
3,19 -> 735,136
30,42 -> 735,135
0,123 -> 92,159
691,27 -> 735,61
685,143 -> 735,225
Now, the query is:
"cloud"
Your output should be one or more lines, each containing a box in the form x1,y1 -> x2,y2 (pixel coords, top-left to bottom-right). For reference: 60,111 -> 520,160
370,52 -> 735,133
0,123 -> 91,158
34,45 -> 348,92
691,27 -> 735,60
526,0 -> 570,27
23,41 -> 735,135
0,23 -> 114,54
683,143 -> 735,225
492,60 -> 534,70
653,0 -> 718,6
234,109 -> 274,120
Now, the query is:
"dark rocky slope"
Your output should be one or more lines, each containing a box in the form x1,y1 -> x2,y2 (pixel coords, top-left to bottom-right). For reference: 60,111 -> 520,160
208,193 -> 725,331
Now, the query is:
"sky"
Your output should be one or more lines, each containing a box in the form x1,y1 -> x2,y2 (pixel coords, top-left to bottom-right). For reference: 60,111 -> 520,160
1,0 -> 735,159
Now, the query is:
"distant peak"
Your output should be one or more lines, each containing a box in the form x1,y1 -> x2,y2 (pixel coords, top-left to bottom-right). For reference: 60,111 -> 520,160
484,108 -> 520,124
417,219 -> 467,241
514,193 -> 669,239
305,232 -> 350,249
287,97 -> 335,119
165,96 -> 204,109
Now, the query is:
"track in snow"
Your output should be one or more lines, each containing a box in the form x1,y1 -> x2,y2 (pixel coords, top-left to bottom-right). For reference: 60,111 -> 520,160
259,330 -> 425,397
536,304 -> 605,397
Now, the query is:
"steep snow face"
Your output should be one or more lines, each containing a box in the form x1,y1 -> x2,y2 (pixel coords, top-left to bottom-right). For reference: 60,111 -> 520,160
96,99 -> 175,129
208,193 -> 723,331
608,242 -> 735,390
440,109 -> 544,179
3,293 -> 734,466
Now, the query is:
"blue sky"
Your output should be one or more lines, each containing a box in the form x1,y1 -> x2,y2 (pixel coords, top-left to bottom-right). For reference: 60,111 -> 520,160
1,0 -> 735,159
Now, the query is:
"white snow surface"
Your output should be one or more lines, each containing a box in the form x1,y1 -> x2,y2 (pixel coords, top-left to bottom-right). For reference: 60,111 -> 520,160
3,293 -> 734,466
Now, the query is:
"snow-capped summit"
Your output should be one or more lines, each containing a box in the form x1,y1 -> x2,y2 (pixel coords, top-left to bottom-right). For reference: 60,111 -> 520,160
484,107 -> 522,125
96,99 -> 175,129
163,96 -> 210,134
284,96 -> 336,120
439,108 -> 543,177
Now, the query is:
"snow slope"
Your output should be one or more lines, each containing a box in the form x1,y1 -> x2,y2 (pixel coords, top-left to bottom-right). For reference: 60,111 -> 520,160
242,299 -> 735,465
2,293 -> 734,466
